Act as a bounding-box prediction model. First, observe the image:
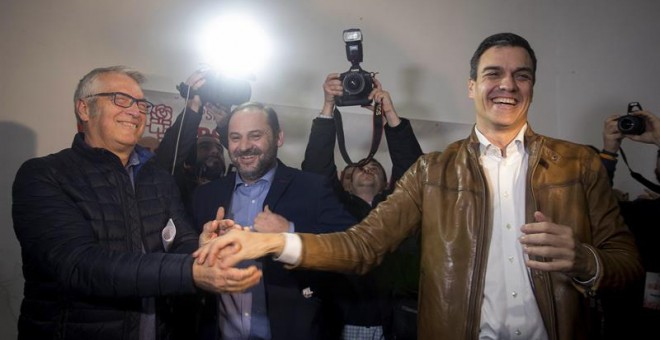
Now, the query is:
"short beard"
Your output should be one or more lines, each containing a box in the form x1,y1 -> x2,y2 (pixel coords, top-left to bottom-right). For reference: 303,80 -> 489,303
232,145 -> 277,182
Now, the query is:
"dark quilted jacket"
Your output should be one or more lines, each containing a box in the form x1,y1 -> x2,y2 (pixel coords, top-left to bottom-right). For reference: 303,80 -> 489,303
12,133 -> 200,340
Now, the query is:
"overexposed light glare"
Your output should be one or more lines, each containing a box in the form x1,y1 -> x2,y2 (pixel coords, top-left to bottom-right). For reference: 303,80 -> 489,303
199,13 -> 272,78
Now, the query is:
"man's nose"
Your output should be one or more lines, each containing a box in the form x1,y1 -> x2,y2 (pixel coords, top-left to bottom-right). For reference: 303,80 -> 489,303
498,75 -> 516,91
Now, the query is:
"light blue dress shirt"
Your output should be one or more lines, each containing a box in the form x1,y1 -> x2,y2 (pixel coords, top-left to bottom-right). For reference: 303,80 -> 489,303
219,165 -> 277,340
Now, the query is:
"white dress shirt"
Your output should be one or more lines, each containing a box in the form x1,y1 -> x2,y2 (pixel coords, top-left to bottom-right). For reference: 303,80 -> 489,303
475,125 -> 548,340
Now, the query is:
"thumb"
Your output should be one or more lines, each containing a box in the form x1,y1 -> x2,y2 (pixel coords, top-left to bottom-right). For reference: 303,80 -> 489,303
263,205 -> 271,213
534,211 -> 551,223
216,206 -> 225,220
203,220 -> 219,233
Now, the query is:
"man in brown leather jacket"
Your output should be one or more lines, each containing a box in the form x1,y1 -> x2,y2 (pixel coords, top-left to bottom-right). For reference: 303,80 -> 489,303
195,32 -> 643,340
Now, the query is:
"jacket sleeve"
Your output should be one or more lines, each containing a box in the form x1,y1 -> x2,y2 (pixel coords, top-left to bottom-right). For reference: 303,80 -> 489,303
301,117 -> 340,180
599,154 -> 617,186
154,107 -> 203,175
385,118 -> 423,186
307,175 -> 357,233
12,159 -> 198,298
296,155 -> 427,274
578,150 -> 643,293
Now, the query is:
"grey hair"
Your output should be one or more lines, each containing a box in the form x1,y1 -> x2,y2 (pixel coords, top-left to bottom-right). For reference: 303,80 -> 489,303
73,66 -> 146,123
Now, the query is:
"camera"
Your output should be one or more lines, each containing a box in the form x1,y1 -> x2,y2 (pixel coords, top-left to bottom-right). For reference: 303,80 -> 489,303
177,73 -> 251,108
617,102 -> 646,135
335,28 -> 374,107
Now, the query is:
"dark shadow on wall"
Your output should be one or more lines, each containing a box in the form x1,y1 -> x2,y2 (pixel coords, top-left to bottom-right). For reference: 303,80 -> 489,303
0,121 -> 36,340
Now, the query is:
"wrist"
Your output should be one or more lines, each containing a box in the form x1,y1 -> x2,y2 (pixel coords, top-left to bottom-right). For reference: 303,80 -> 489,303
321,101 -> 335,115
318,103 -> 333,118
265,233 -> 286,256
272,233 -> 301,265
386,117 -> 401,127
573,244 -> 600,286
601,149 -> 618,157
600,149 -> 618,161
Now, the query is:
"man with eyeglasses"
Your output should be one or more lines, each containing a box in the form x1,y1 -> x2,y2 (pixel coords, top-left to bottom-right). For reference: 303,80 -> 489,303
11,66 -> 261,340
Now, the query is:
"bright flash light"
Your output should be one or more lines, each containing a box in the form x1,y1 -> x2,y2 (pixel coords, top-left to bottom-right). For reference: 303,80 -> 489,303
343,29 -> 362,42
199,13 -> 272,78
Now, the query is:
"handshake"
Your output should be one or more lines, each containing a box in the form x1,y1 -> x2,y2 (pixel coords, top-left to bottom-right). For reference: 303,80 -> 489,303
191,207 -> 288,294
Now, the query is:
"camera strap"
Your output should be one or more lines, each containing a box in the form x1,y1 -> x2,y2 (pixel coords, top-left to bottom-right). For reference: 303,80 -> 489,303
619,147 -> 660,194
333,103 -> 383,167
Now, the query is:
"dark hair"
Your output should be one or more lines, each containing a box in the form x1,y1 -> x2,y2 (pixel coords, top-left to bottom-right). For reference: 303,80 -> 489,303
221,101 -> 281,143
469,33 -> 537,84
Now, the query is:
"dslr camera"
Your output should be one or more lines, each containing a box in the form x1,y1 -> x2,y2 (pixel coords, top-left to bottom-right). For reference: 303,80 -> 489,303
177,73 -> 251,108
617,102 -> 646,135
335,28 -> 374,107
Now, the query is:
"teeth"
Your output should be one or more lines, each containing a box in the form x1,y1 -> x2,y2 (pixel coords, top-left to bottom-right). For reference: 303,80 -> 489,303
493,97 -> 516,105
119,122 -> 137,129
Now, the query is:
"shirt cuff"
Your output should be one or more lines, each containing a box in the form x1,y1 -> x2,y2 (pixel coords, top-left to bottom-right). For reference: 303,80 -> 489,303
273,233 -> 302,266
573,244 -> 600,286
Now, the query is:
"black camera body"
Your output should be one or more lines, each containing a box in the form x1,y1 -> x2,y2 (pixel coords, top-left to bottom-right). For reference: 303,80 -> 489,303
617,102 -> 646,135
177,74 -> 251,108
335,28 -> 373,107
337,66 -> 373,106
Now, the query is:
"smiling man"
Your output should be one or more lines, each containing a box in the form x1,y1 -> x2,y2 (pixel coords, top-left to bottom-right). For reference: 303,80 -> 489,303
11,66 -> 261,340
195,33 -> 644,340
190,101 -> 356,339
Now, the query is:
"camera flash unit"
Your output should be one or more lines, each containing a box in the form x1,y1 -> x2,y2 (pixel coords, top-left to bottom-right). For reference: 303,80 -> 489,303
343,29 -> 362,42
343,28 -> 364,65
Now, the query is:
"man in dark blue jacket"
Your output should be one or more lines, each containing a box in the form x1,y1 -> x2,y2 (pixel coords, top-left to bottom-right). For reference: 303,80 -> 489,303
11,66 -> 261,340
302,74 -> 423,339
191,101 -> 356,340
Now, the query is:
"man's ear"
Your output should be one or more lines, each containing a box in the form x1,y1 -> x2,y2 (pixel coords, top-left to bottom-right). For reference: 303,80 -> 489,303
276,130 -> 284,147
468,79 -> 475,99
76,99 -> 90,123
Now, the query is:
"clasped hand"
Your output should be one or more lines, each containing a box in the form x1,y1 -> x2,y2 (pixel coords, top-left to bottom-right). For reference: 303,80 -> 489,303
193,207 -> 287,293
193,207 -> 262,293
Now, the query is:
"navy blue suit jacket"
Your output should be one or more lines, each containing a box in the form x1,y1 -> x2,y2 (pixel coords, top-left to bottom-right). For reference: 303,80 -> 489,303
191,159 -> 356,340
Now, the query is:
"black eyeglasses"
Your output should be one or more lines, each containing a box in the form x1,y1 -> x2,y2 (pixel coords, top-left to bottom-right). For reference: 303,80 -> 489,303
85,92 -> 154,114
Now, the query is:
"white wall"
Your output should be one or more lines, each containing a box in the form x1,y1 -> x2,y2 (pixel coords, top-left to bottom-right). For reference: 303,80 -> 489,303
2,0 -> 659,337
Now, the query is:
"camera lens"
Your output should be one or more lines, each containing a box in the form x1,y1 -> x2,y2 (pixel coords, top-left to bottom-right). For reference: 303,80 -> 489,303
342,73 -> 365,95
617,115 -> 646,135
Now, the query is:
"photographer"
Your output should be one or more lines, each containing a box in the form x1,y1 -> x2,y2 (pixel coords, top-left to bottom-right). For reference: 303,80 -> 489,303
601,109 -> 660,186
599,109 -> 660,339
154,69 -> 231,213
302,73 -> 423,340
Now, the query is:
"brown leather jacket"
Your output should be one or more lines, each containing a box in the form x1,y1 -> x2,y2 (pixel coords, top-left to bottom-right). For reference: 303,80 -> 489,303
296,127 -> 643,340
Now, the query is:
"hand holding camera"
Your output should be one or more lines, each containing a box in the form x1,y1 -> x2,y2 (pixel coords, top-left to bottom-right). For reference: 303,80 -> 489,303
321,73 -> 343,115
365,77 -> 401,128
617,102 -> 646,135
177,68 -> 251,111
616,102 -> 660,146
180,69 -> 210,113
